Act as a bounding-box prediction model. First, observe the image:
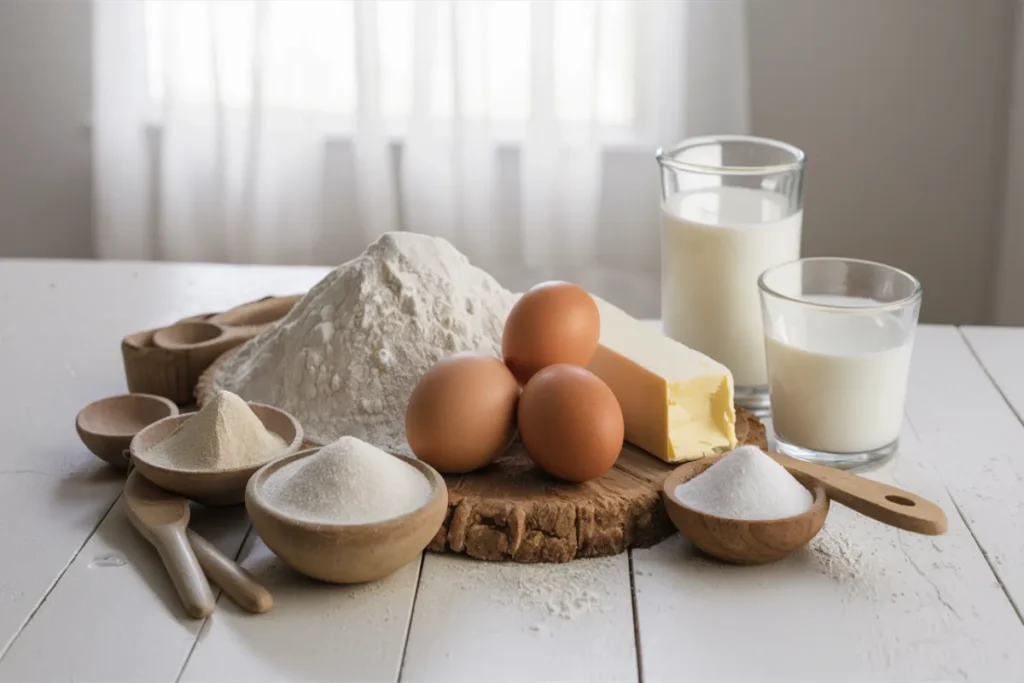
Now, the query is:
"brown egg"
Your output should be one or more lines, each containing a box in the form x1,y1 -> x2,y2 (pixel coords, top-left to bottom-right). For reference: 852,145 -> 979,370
502,281 -> 601,384
517,364 -> 624,483
405,352 -> 519,474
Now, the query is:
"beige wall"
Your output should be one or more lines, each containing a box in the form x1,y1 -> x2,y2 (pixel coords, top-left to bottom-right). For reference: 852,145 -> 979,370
0,1 -> 93,259
748,0 -> 1016,324
0,0 -> 1019,324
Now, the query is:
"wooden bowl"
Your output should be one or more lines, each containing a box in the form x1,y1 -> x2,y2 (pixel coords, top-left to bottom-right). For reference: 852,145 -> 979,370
76,393 -> 179,469
246,448 -> 448,584
128,402 -> 303,506
662,455 -> 830,565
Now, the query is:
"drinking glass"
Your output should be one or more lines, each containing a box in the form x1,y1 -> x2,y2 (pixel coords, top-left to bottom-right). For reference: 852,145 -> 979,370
656,135 -> 806,415
758,257 -> 922,470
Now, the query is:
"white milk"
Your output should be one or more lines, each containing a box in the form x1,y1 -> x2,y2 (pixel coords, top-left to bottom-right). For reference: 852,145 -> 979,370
661,185 -> 802,387
766,297 -> 913,453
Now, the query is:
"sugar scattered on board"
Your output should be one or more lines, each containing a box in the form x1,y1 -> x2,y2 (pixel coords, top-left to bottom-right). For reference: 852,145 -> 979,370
674,445 -> 814,520
141,390 -> 287,471
262,436 -> 432,524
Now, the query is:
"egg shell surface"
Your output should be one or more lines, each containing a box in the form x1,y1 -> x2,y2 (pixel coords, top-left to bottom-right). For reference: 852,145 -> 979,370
517,363 -> 624,483
502,281 -> 601,384
406,352 -> 519,473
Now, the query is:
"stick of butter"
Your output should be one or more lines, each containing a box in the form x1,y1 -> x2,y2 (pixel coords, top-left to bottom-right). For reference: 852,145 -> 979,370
587,296 -> 738,463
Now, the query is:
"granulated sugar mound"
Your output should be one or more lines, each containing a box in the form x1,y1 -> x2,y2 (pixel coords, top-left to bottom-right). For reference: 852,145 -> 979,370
675,445 -> 814,520
263,436 -> 432,524
212,232 -> 516,453
142,390 -> 286,471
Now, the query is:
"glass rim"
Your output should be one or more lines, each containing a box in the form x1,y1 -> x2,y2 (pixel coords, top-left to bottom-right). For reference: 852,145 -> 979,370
655,134 -> 807,176
757,257 -> 923,313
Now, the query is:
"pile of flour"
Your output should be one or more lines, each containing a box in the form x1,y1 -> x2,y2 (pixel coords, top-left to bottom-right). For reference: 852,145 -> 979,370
212,232 -> 516,453
262,436 -> 432,524
142,390 -> 287,471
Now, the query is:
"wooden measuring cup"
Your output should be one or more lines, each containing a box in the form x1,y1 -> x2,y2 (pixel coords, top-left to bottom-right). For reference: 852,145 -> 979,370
151,294 -> 300,353
122,294 -> 301,404
662,450 -> 947,564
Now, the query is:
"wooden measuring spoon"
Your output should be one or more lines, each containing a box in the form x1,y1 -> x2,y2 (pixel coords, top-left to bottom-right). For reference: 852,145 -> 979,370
152,295 -> 301,352
772,451 -> 947,535
124,469 -> 215,618
662,450 -> 947,565
186,529 -> 273,614
125,469 -> 274,614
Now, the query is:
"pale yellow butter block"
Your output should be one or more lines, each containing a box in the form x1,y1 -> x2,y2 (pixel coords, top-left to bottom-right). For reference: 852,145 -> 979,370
587,296 -> 737,463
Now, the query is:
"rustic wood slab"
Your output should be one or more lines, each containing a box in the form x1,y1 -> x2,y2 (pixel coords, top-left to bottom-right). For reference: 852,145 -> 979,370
428,408 -> 766,563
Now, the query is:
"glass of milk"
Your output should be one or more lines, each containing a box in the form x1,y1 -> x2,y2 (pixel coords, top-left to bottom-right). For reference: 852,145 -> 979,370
759,257 -> 922,470
656,135 -> 806,415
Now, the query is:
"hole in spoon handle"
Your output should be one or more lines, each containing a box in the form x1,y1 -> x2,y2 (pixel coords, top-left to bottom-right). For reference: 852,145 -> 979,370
819,475 -> 948,535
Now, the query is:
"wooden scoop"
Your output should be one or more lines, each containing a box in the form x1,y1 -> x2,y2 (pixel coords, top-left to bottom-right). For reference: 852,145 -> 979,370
662,450 -> 947,565
124,469 -> 273,614
186,528 -> 273,614
151,295 -> 301,352
124,469 -> 215,618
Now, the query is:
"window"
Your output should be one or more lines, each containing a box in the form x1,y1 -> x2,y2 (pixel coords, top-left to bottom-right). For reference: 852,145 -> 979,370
144,1 -> 636,129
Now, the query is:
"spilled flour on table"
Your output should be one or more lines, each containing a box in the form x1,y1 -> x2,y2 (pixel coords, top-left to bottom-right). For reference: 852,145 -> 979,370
435,556 -> 620,634
810,527 -> 867,583
806,523 -> 885,603
486,560 -> 616,623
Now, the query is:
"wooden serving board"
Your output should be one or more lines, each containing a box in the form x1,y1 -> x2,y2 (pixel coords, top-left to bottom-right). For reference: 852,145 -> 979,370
428,408 -> 766,563
199,351 -> 766,563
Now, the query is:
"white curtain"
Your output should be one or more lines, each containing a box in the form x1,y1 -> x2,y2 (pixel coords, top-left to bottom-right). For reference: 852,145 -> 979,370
93,0 -> 750,274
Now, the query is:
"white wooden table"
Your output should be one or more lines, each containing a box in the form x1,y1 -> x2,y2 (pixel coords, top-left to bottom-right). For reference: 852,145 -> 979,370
2,259 -> 1023,683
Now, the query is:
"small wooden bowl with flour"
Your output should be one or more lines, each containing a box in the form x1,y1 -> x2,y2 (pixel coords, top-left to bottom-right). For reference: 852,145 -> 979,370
245,447 -> 448,584
129,402 -> 303,506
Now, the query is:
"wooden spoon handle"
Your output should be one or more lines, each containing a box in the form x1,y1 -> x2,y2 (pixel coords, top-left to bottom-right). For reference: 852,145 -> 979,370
187,529 -> 273,614
774,454 -> 948,535
150,527 -> 216,619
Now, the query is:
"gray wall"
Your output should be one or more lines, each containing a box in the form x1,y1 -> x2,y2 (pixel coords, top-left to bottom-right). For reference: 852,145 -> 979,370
0,0 -> 1018,324
0,1 -> 93,259
748,0 -> 1016,325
